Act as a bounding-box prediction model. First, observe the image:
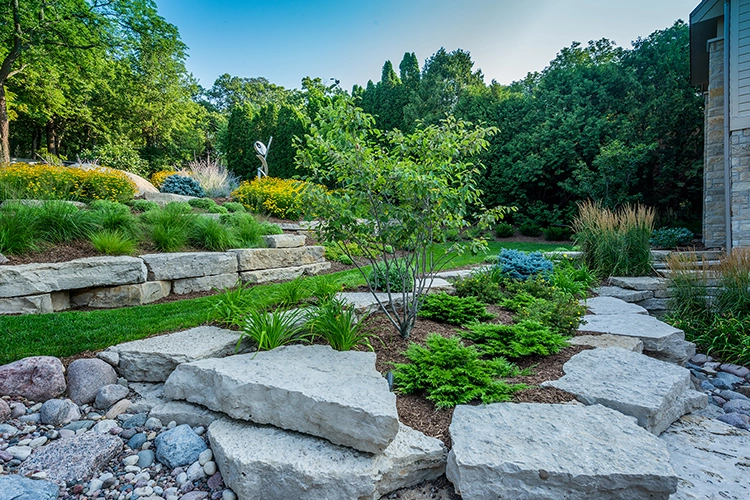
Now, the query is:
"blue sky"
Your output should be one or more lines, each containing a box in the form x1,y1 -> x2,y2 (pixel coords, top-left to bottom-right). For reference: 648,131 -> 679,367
155,0 -> 699,91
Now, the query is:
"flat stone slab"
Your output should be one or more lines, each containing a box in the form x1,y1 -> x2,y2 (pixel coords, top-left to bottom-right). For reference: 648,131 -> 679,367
593,286 -> 653,303
661,414 -> 750,500
584,296 -> 648,315
231,246 -> 325,271
239,262 -> 330,284
140,252 -> 238,281
142,191 -> 197,204
568,334 -> 644,353
262,234 -> 305,248
609,276 -> 668,291
0,293 -> 53,315
337,292 -> 403,315
208,418 -> 446,500
172,272 -> 237,294
149,401 -> 222,428
106,326 -> 241,382
542,348 -> 706,435
164,345 -> 399,454
446,403 -> 678,500
70,281 -> 170,308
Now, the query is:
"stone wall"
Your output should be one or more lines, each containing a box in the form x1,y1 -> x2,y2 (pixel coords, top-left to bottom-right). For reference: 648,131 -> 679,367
704,39 -> 727,248
731,129 -> 750,247
0,235 -> 329,315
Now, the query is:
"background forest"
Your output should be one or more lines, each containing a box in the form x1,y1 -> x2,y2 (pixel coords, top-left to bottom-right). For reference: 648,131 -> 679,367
1,1 -> 703,230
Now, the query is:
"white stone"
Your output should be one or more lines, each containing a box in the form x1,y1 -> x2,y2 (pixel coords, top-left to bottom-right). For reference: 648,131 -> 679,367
172,273 -> 238,294
203,460 -> 217,476
239,262 -> 330,284
542,348 -> 707,435
0,294 -> 53,315
7,445 -> 32,461
106,326 -> 241,382
198,449 -> 213,466
187,461 -> 206,481
148,401 -> 222,429
261,234 -> 306,248
610,276 -> 668,291
446,403 -> 678,500
232,246 -> 325,271
208,419 -> 446,500
584,296 -> 648,315
0,256 -> 147,298
164,345 -> 399,454
594,286 -> 653,302
568,334 -> 644,353
140,252 -> 238,281
92,419 -> 120,434
70,281 -> 171,308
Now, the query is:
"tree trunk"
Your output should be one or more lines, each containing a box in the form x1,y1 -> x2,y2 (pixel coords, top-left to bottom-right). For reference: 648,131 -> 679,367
46,119 -> 57,156
0,85 -> 9,163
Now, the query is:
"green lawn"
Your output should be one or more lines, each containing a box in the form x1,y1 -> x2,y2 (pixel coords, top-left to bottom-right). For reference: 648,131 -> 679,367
0,240 -> 572,364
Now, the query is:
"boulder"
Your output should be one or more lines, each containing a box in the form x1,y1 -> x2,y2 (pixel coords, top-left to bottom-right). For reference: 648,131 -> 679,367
164,345 -> 399,454
172,273 -> 238,294
593,286 -> 653,303
0,398 -> 9,422
261,234 -> 306,248
106,326 -> 240,382
232,246 -> 325,271
149,401 -> 222,428
18,431 -> 123,484
208,419 -> 446,500
542,348 -> 706,435
0,356 -> 66,402
67,358 -> 118,405
584,296 -> 648,315
70,281 -> 170,308
0,256 -> 147,298
446,403 -> 678,500
39,399 -> 81,427
239,262 -> 330,284
0,475 -> 59,499
568,334 -> 644,353
140,252 -> 238,281
0,294 -> 53,315
121,171 -> 159,195
95,384 -> 130,410
154,423 -> 207,469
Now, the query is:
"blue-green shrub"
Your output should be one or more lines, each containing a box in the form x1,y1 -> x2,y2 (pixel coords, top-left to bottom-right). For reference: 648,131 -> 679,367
650,227 -> 693,249
496,249 -> 553,281
161,175 -> 206,198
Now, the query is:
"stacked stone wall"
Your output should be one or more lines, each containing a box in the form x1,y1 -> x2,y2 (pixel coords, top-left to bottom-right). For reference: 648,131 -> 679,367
704,39 -> 727,248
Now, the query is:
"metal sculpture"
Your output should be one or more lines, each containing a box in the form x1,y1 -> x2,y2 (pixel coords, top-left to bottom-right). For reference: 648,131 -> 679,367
254,137 -> 272,179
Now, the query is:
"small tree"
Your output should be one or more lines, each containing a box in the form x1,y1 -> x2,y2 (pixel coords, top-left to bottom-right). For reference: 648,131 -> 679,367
297,98 -> 510,338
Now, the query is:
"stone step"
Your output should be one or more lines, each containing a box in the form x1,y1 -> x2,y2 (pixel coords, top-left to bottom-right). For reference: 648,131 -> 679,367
579,313 -> 695,365
593,285 -> 653,303
446,403 -> 678,500
584,296 -> 648,315
609,276 -> 668,291
207,418 -> 446,500
542,348 -> 707,435
568,334 -> 644,353
163,345 -> 399,454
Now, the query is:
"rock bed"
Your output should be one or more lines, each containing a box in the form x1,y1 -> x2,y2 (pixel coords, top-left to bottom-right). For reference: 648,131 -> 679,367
686,355 -> 750,430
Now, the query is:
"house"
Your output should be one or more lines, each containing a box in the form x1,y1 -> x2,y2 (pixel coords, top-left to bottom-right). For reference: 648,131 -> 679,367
691,0 -> 750,251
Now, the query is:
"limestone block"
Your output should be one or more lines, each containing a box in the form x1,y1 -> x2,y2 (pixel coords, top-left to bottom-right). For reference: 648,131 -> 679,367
262,234 -> 305,248
593,286 -> 653,303
71,281 -> 171,308
542,348 -> 707,435
0,294 -> 53,315
172,273 -> 238,294
568,334 -> 643,353
106,326 -> 241,382
609,276 -> 668,291
636,297 -> 670,311
164,345 -> 399,454
149,401 -> 222,428
0,256 -> 147,298
140,252 -> 238,281
142,191 -> 196,205
208,419 -> 446,500
231,246 -> 325,271
50,291 -> 70,311
446,403 -> 678,500
584,296 -> 648,315
337,292 -> 404,315
239,262 -> 330,284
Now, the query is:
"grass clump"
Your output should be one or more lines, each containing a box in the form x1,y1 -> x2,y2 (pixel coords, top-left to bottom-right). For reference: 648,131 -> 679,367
222,201 -> 246,213
89,229 -> 137,256
145,203 -> 198,252
308,298 -> 374,351
239,308 -> 310,352
0,203 -> 39,254
190,217 -> 237,251
418,293 -> 494,325
35,201 -> 98,243
463,320 -> 569,358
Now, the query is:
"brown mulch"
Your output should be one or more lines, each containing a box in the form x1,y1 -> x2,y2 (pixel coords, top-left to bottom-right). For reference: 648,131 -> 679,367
3,239 -> 100,265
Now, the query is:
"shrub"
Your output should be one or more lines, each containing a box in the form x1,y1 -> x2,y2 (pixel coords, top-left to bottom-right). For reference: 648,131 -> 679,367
185,157 -> 240,198
368,261 -> 414,293
161,175 -> 206,198
650,227 -> 694,249
392,334 -> 525,409
549,259 -> 598,299
463,320 -> 569,358
0,163 -> 136,202
542,226 -> 572,241
150,170 -> 177,189
189,217 -> 237,251
35,201 -> 98,243
222,202 -> 246,213
259,221 -> 283,235
188,198 -> 219,211
494,222 -> 516,238
308,298 -> 374,351
239,308 -> 311,352
496,249 -> 553,281
79,139 -> 150,177
221,212 -> 264,248
418,293 -> 494,325
324,242 -> 365,264
502,280 -> 586,336
518,223 -> 542,237
89,200 -> 140,237
231,177 -> 319,220
89,229 -> 136,255
145,203 -> 198,252
127,200 -> 159,212
0,202 -> 39,254
454,273 -> 504,304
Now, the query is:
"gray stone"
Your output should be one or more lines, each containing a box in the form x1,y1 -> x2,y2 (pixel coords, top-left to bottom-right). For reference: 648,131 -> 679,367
724,399 -> 750,416
39,399 -> 81,427
446,403 -> 677,500
105,399 -> 132,420
140,252 -> 238,281
0,398 -> 9,422
238,262 -> 330,284
0,256 -> 147,298
154,424 -> 207,469
50,291 -> 70,311
62,420 -> 95,432
636,297 -> 670,311
149,401 -> 222,428
718,389 -> 750,401
594,286 -> 653,302
713,371 -> 745,390
720,363 -> 750,378
70,281 -> 171,308
610,276 -> 668,291
232,246 -> 325,271
92,419 -> 119,434
164,345 -> 399,454
142,191 -> 197,204
584,296 -> 648,315
96,350 -> 119,367
172,273 -> 238,294
717,413 -> 750,430
579,314 -> 693,364
18,431 -> 123,484
67,358 -> 118,405
0,252 -> 7,264
568,334 -> 644,353
337,292 -> 403,315
0,475 -> 59,499
137,449 -> 155,468
0,356 -> 66,402
542,348 -> 706,435
0,294 -> 53,315
107,326 -> 240,382
662,414 -> 750,499
208,419 -> 446,500
261,234 -> 306,248
127,432 -> 147,450
122,412 -> 148,429
95,384 -> 129,409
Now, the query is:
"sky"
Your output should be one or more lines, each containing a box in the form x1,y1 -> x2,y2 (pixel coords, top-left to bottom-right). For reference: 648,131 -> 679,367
154,0 -> 700,91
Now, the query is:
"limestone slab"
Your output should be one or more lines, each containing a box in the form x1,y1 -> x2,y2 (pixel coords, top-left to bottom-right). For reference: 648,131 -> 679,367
0,256 -> 147,298
172,273 -> 238,294
208,419 -> 446,500
149,401 -> 222,428
637,297 -> 670,311
164,345 -> 399,454
594,286 -> 653,302
0,293 -> 53,315
50,291 -> 70,311
106,326 -> 240,382
568,334 -> 644,353
71,281 -> 171,308
542,348 -> 707,435
140,252 -> 238,281
142,191 -> 197,204
584,296 -> 648,315
262,234 -> 305,248
609,276 -> 668,291
239,262 -> 330,284
231,246 -> 325,271
446,403 -> 678,500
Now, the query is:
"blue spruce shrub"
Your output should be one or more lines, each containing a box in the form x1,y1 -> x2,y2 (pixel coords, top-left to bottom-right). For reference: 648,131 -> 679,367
496,249 -> 553,281
650,227 -> 693,249
161,175 -> 206,198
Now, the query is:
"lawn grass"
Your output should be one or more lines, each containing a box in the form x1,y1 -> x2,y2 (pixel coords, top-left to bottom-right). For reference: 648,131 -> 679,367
0,240 -> 572,364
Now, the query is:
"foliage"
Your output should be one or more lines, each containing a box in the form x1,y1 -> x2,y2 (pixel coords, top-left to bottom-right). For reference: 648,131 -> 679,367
417,293 -> 494,325
463,320 -> 569,358
0,202 -> 39,255
502,278 -> 587,336
308,298 -> 374,351
145,203 -> 198,252
89,229 -> 136,256
542,226 -> 572,241
150,170 -> 177,189
324,242 -> 365,264
79,140 -> 150,177
231,177 -> 319,220
668,314 -> 750,366
650,227 -> 694,249
453,271 -> 504,304
238,307 -> 310,352
549,259 -> 598,299
189,217 -> 237,251
518,224 -> 542,237
160,174 -> 206,198
572,200 -> 654,277
185,156 -> 239,198
222,201 -> 245,213
89,200 -> 140,237
209,281 -> 256,328
0,163 -> 136,202
392,334 -> 525,409
368,261 -> 414,293
494,223 -> 516,238
34,201 -> 97,243
496,249 -> 553,281
127,200 -> 159,212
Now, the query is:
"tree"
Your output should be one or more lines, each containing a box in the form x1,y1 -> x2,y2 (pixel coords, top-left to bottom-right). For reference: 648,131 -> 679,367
297,97 -> 508,338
